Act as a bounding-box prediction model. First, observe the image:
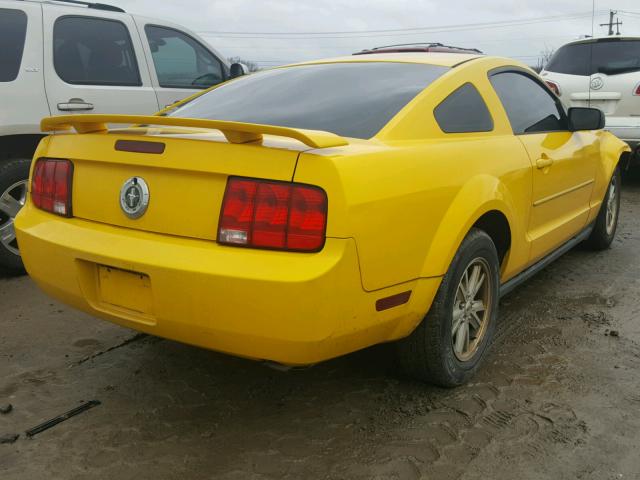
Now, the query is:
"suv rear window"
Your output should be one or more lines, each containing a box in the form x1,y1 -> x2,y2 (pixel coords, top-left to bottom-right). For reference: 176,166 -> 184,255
0,8 -> 28,82
170,62 -> 448,139
546,39 -> 640,76
54,16 -> 141,86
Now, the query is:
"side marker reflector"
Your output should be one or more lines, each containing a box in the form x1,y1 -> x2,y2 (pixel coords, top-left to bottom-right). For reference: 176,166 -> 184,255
376,291 -> 412,311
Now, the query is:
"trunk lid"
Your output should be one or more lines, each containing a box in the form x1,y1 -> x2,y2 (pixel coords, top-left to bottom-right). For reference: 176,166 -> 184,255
39,115 -> 348,241
43,129 -> 308,241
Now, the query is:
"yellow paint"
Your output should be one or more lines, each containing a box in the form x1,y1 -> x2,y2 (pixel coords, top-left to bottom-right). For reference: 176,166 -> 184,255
16,54 -> 630,365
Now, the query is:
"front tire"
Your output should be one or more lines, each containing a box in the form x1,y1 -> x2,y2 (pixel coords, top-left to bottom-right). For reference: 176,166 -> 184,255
397,229 -> 500,387
0,158 -> 30,275
585,166 -> 621,250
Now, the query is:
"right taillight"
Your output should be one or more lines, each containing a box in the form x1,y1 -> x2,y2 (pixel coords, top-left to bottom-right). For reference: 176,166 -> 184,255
634,83 -> 640,96
218,177 -> 327,252
545,80 -> 561,96
31,158 -> 73,217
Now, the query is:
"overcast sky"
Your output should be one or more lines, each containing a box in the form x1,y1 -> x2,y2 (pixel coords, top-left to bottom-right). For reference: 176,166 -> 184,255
109,0 -> 640,67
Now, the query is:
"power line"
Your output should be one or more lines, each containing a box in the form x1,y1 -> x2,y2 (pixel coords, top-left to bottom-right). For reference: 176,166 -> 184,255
618,10 -> 640,17
198,11 -> 607,40
199,11 -> 606,35
211,34 -> 580,51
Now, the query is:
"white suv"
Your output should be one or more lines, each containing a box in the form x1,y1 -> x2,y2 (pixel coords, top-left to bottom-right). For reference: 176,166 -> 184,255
0,0 -> 242,273
541,37 -> 640,162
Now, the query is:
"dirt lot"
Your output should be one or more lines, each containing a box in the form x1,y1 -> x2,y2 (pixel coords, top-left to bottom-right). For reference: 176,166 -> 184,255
2,179 -> 640,480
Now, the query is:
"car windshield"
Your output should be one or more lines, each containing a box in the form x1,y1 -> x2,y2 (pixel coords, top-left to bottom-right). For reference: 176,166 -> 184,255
545,39 -> 640,76
170,62 -> 449,139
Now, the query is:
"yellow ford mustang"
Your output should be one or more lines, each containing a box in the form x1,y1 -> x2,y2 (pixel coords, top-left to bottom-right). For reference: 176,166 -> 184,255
15,53 -> 630,386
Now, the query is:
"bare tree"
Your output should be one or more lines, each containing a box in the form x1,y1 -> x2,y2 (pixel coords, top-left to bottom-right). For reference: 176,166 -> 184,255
228,56 -> 261,72
534,46 -> 556,73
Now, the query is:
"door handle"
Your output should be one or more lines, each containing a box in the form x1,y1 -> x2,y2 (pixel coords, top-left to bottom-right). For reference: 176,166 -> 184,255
57,98 -> 94,111
536,156 -> 554,169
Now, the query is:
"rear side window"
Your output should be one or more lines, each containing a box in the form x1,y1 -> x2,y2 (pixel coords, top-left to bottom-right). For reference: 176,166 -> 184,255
54,16 -> 141,86
546,40 -> 640,76
171,62 -> 449,139
145,25 -> 224,89
0,8 -> 28,82
490,71 -> 566,134
434,83 -> 493,133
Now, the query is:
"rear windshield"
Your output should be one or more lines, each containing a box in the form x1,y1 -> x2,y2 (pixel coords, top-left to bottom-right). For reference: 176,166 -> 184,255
170,62 -> 449,139
546,39 -> 640,76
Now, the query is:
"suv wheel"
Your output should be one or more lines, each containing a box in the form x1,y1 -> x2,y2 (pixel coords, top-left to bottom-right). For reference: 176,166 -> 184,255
397,228 -> 500,387
0,158 -> 30,275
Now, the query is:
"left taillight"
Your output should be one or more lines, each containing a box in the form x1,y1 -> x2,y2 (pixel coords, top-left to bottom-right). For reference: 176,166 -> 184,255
545,80 -> 561,96
31,158 -> 73,217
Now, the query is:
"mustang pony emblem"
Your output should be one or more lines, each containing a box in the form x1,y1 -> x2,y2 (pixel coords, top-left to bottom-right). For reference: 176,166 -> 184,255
120,177 -> 149,219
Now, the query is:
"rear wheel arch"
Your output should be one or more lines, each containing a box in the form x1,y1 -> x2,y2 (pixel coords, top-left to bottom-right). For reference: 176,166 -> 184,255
420,174 -> 518,279
472,210 -> 511,265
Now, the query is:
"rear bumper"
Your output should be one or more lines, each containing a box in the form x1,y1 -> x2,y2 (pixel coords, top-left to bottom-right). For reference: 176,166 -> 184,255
605,120 -> 640,149
15,205 -> 441,365
605,127 -> 640,149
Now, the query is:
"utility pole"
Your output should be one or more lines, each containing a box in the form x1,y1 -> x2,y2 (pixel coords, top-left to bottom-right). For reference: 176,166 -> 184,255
600,10 -> 623,36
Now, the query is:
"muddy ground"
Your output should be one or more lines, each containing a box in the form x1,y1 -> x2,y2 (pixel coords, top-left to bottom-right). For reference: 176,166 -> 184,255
2,179 -> 640,480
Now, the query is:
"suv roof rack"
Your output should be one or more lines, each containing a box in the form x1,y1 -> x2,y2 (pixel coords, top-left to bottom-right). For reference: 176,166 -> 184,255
354,43 -> 483,55
36,0 -> 125,12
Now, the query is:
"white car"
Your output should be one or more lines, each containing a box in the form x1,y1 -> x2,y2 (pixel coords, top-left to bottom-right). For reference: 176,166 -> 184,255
0,0 -> 244,273
541,37 -> 640,160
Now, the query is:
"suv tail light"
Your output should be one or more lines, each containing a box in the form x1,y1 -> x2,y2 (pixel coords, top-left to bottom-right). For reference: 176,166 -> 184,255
545,80 -> 561,96
218,177 -> 327,252
634,83 -> 640,96
31,158 -> 73,217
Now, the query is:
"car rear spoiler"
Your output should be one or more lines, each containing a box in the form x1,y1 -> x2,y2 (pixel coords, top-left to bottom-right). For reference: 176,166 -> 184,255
40,115 -> 349,149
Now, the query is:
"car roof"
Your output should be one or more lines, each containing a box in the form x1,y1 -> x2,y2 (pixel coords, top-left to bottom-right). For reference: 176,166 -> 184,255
23,0 -> 126,12
294,52 -> 484,68
354,43 -> 483,55
561,36 -> 640,46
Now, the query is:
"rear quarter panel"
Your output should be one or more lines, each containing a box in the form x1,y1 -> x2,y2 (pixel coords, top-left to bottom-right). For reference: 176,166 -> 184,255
295,136 -> 533,292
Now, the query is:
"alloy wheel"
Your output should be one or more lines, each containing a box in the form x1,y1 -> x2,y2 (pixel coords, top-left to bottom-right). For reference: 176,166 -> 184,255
452,257 -> 494,362
0,180 -> 28,256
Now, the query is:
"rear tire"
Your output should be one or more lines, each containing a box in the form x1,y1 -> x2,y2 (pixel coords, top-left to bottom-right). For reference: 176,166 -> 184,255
585,166 -> 621,251
397,229 -> 500,387
0,158 -> 30,275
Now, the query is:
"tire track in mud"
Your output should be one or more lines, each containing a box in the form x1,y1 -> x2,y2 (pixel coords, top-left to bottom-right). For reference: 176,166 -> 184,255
327,295 -> 594,480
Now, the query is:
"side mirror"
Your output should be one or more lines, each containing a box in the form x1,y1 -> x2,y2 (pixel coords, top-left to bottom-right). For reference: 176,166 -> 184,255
568,107 -> 605,131
230,62 -> 247,79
